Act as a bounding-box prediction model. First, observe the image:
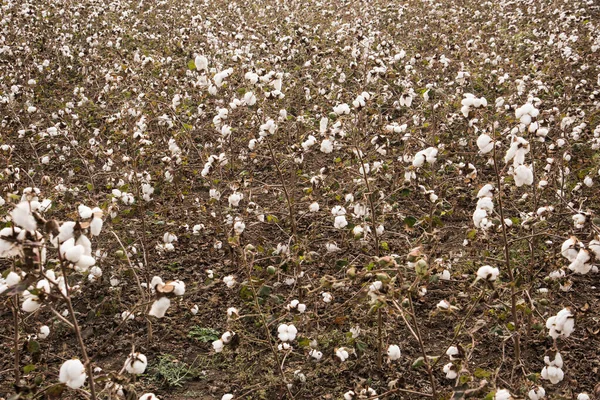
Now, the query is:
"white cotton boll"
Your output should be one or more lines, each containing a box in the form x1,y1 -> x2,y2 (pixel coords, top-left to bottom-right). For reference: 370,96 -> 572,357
495,389 -> 512,400
446,346 -> 461,360
64,244 -> 84,263
334,215 -> 348,229
477,134 -> 494,154
212,339 -> 224,353
577,394 -> 590,400
78,205 -> 93,219
221,395 -> 234,400
194,55 -> 208,71
584,176 -> 593,187
22,295 -> 41,313
228,192 -> 243,207
443,363 -> 457,379
172,280 -> 185,296
12,202 -> 37,231
477,184 -> 494,198
149,297 -> 171,318
90,217 -> 103,236
139,394 -> 159,400
58,221 -> 76,242
59,359 -> 87,389
436,300 -> 451,310
514,165 -> 534,187
309,202 -> 319,212
528,386 -> 545,400
6,271 -> 22,287
190,305 -> 199,315
320,139 -> 334,153
89,266 -> 102,278
568,249 -> 592,274
477,265 -> 500,281
439,270 -> 451,280
572,213 -> 586,229
476,197 -> 494,212
344,391 -> 355,400
387,344 -> 401,360
223,275 -> 236,288
333,103 -> 350,115
546,309 -> 574,339
76,255 -> 96,271
561,237 -> 580,262
297,303 -> 306,313
309,349 -> 323,361
121,310 -> 135,321
38,325 -> 50,339
221,331 -> 234,344
277,324 -> 298,342
541,365 -> 564,384
233,220 -> 245,235
124,352 -> 148,375
473,209 -> 488,228
322,292 -> 333,303
335,348 -> 349,362
320,117 -> 329,133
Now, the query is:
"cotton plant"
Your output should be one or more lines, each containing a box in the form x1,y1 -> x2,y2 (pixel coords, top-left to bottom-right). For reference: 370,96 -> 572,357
473,184 -> 495,230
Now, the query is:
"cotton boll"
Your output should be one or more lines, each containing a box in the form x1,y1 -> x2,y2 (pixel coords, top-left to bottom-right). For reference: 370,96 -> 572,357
476,197 -> 494,212
194,55 -> 208,71
223,275 -> 236,288
577,394 -> 590,400
59,359 -> 87,389
124,352 -> 148,375
38,325 -> 50,339
477,134 -> 494,153
277,324 -> 298,342
171,280 -> 186,296
212,339 -> 224,353
443,363 -> 457,379
139,394 -> 159,400
320,138 -> 334,153
11,202 -> 37,231
309,202 -> 319,212
477,265 -> 499,281
514,165 -> 533,187
546,309 -> 574,339
561,237 -> 580,262
58,221 -> 77,242
228,192 -> 243,207
221,331 -> 234,344
572,213 -> 586,229
446,346 -> 462,361
6,271 -> 22,287
528,386 -> 546,400
335,348 -> 349,362
495,389 -> 513,400
387,344 -> 401,361
568,249 -> 592,274
149,297 -> 171,318
473,209 -> 489,228
22,295 -> 42,313
78,205 -> 93,219
221,395 -> 234,400
309,349 -> 323,361
334,215 -> 348,229
90,217 -> 103,236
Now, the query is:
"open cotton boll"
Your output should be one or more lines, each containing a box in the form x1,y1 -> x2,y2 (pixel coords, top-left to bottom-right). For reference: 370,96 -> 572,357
568,249 -> 592,274
38,325 -> 50,339
477,184 -> 494,198
528,386 -> 545,400
194,55 -> 208,71
577,394 -> 590,400
12,202 -> 37,232
277,324 -> 298,342
334,215 -> 348,229
22,294 -> 42,313
476,197 -> 494,212
59,359 -> 87,389
335,348 -> 350,362
78,204 -> 93,219
560,237 -> 581,262
495,389 -> 513,400
514,165 -> 534,187
572,213 -> 586,229
228,192 -> 243,207
139,394 -> 159,400
6,271 -> 22,287
387,344 -> 401,361
333,103 -> 350,115
309,349 -> 323,361
541,352 -> 564,384
443,363 -> 457,379
446,346 -> 462,360
124,352 -> 148,375
320,138 -> 334,153
149,297 -> 171,318
90,216 -> 103,236
477,265 -> 500,281
546,309 -> 574,339
212,339 -> 224,353
477,134 -> 494,154
221,395 -> 234,400
473,209 -> 489,228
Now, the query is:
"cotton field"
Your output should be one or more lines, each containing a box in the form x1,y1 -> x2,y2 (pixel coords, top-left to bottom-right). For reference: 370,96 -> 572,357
1,0 -> 600,398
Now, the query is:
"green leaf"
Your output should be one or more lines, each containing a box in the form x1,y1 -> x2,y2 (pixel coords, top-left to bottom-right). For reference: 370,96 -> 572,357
404,216 -> 417,227
188,326 -> 220,342
258,285 -> 272,297
23,364 -> 36,374
187,59 -> 196,70
27,340 -> 40,354
474,368 -> 491,378
411,356 -> 425,369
